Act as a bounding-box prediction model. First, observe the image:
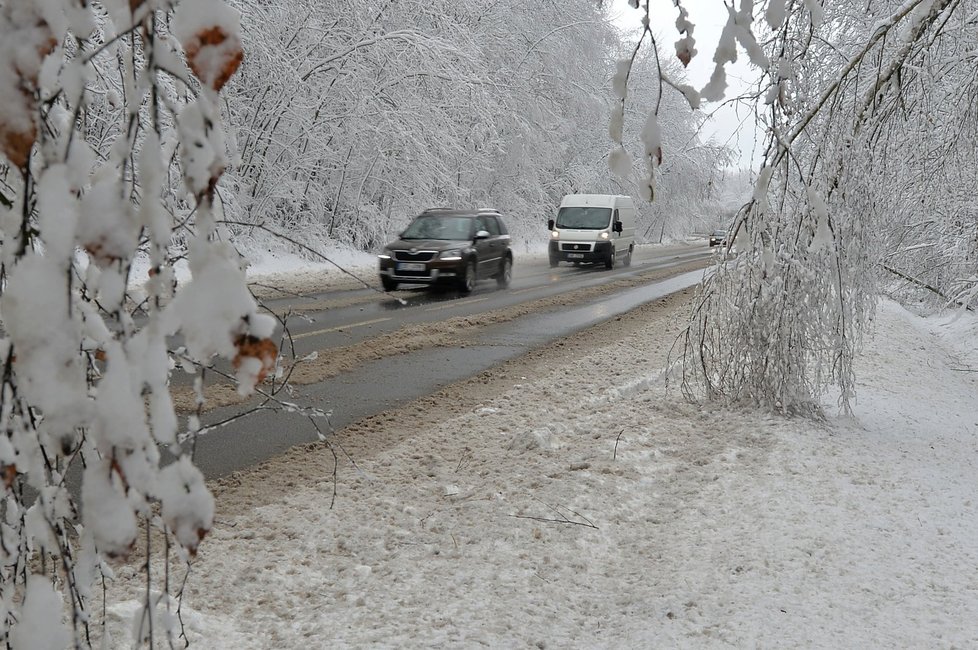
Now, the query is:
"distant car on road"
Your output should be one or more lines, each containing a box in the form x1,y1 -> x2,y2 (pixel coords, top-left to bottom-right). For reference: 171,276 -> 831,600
378,208 -> 513,294
709,229 -> 727,247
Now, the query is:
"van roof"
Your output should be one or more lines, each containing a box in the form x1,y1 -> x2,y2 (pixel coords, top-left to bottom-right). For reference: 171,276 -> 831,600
559,194 -> 632,207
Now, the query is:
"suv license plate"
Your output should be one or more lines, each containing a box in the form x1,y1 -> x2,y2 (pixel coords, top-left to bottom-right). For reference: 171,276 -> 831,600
397,262 -> 426,271
567,253 -> 584,259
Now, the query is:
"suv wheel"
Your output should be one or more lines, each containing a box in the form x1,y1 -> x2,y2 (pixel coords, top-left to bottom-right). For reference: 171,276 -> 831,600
459,259 -> 477,293
381,276 -> 398,291
496,256 -> 512,288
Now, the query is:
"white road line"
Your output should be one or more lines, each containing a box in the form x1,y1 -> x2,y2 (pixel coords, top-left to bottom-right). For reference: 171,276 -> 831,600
424,297 -> 489,312
292,317 -> 392,340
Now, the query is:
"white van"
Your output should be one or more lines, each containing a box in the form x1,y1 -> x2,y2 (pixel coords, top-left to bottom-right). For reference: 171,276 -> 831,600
547,194 -> 636,269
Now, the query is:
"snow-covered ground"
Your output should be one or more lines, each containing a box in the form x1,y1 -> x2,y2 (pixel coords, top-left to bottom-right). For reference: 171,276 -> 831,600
102,265 -> 978,648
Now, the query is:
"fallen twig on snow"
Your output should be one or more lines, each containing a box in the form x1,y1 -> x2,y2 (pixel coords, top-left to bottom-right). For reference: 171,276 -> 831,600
614,428 -> 626,460
510,498 -> 598,529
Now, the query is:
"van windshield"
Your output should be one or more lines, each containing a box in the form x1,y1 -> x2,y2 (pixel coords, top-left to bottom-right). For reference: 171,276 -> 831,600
555,207 -> 612,230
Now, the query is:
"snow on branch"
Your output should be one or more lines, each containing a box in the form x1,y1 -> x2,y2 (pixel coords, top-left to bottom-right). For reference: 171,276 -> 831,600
0,1 -> 292,646
673,0 -> 976,415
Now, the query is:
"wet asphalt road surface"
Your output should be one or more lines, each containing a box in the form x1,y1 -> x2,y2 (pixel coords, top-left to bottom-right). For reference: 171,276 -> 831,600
186,244 -> 715,479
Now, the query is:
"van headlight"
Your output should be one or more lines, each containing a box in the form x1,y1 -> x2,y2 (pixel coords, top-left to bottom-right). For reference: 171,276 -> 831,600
599,231 -> 610,239
439,249 -> 463,261
550,231 -> 559,239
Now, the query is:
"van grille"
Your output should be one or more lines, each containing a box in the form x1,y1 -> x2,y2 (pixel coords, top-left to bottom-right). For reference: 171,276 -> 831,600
560,243 -> 592,252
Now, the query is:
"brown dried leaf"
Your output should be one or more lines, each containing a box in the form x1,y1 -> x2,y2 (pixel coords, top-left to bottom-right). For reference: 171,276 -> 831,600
677,46 -> 692,67
184,26 -> 243,92
0,122 -> 35,168
110,456 -> 130,491
233,335 -> 278,384
2,464 -> 16,489
0,17 -> 55,167
83,239 -> 123,267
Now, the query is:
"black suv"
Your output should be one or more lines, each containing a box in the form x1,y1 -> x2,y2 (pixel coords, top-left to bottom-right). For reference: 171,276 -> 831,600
378,208 -> 513,293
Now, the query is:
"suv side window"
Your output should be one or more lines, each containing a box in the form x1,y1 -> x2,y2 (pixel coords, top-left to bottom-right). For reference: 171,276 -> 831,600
495,215 -> 508,235
481,215 -> 501,236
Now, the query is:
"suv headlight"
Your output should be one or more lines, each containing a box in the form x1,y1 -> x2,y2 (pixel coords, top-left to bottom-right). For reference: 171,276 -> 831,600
378,249 -> 392,260
439,249 -> 463,261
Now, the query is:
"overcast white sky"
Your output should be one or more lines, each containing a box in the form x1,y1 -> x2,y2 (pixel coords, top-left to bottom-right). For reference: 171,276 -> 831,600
610,0 -> 763,170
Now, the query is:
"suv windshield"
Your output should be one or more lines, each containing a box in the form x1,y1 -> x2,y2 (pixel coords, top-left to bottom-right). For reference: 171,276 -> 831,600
555,206 -> 612,230
401,215 -> 473,240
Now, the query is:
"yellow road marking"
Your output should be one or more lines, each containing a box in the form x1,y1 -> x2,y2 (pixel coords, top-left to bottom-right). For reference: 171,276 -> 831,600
424,297 -> 489,312
292,317 -> 392,340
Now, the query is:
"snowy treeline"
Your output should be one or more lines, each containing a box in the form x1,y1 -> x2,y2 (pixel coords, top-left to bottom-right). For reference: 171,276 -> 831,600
615,1 -> 978,412
217,0 -> 728,249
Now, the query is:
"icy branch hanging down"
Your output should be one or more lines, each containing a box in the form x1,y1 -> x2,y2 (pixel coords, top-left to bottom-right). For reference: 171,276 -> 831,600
618,0 -> 974,414
0,0 -> 277,646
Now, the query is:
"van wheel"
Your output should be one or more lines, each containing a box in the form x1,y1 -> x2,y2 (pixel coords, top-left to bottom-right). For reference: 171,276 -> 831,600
623,246 -> 633,267
549,256 -> 559,268
381,276 -> 398,291
459,259 -> 477,294
604,247 -> 615,270
496,256 -> 512,289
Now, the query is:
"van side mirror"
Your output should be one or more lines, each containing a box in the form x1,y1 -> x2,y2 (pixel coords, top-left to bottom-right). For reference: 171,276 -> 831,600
613,220 -> 622,233
547,219 -> 555,230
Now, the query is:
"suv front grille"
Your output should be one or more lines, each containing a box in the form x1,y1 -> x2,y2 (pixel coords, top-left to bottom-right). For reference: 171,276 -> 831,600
393,250 -> 436,262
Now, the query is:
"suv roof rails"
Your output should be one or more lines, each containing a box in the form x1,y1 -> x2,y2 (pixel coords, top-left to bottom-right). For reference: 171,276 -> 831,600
423,207 -> 501,215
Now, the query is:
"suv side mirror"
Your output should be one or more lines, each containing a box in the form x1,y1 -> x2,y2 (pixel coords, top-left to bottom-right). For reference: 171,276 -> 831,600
613,220 -> 622,234
474,229 -> 490,240
547,219 -> 555,230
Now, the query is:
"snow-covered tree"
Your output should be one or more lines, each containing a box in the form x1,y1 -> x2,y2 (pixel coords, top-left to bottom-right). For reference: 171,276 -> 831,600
619,0 -> 978,413
218,0 -> 726,251
0,0 -> 288,645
